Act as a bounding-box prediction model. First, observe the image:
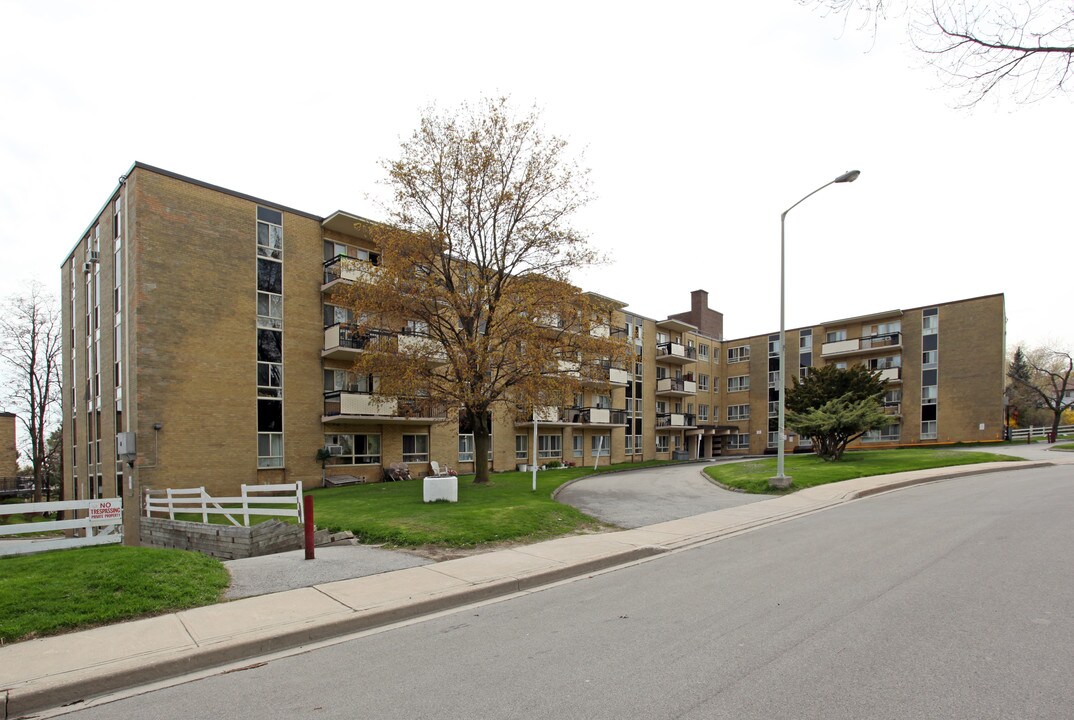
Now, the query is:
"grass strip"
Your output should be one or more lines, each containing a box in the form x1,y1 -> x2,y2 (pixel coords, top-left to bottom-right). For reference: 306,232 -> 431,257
705,448 -> 1022,494
0,545 -> 229,644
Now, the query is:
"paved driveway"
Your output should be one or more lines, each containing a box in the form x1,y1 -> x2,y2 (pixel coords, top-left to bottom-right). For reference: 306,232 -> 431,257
555,462 -> 774,528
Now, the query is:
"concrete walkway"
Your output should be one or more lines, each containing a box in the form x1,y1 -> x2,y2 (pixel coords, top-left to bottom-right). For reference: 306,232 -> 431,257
2,457 -> 1070,718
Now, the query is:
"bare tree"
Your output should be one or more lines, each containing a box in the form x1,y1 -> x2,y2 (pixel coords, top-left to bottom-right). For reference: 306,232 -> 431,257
0,283 -> 63,504
1008,344 -> 1074,440
340,97 -> 631,484
800,0 -> 1074,106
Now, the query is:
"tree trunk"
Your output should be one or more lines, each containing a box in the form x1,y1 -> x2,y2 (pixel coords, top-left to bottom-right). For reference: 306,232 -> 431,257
469,408 -> 492,484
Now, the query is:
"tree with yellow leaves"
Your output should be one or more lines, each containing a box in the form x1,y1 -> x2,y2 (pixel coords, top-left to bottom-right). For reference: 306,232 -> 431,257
340,98 -> 631,484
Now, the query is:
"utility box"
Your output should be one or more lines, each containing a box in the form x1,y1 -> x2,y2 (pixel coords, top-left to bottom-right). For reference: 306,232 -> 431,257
117,432 -> 136,461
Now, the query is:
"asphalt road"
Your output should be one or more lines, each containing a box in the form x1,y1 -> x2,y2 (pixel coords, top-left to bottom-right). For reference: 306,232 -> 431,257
555,462 -> 773,528
55,464 -> 1074,719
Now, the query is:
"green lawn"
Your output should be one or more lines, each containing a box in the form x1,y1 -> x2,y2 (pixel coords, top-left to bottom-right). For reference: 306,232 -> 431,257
705,448 -> 1022,494
1052,443 -> 1074,452
0,545 -> 230,644
308,461 -> 673,546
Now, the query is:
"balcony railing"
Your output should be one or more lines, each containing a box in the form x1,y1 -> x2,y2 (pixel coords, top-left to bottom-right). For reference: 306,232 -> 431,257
323,324 -> 393,358
821,332 -> 902,357
656,412 -> 697,428
323,391 -> 445,420
655,377 -> 697,395
519,406 -> 625,425
656,342 -> 696,363
877,367 -> 902,382
323,254 -> 378,286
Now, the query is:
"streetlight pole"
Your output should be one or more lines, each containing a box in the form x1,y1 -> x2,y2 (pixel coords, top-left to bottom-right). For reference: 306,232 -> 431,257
770,170 -> 860,490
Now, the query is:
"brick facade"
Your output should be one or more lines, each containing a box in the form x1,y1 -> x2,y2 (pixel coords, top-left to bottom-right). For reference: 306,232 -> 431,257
60,164 -> 1007,542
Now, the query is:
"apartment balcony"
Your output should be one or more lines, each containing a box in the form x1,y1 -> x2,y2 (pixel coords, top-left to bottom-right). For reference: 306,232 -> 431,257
821,332 -> 902,357
322,392 -> 447,425
578,407 -> 627,426
655,377 -> 697,397
881,402 -> 902,416
323,324 -> 446,365
322,254 -> 378,291
322,324 -> 391,361
656,412 -> 697,429
877,367 -> 902,382
579,362 -> 631,387
656,342 -> 696,365
606,365 -> 630,385
397,331 -> 449,365
516,406 -> 626,427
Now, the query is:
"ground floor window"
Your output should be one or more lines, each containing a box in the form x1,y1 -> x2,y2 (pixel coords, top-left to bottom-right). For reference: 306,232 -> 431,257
625,434 -> 634,453
655,435 -> 669,453
538,434 -> 562,459
573,435 -> 583,457
767,431 -> 779,448
515,434 -> 529,460
458,433 -> 491,462
862,423 -> 901,442
920,421 -> 937,440
403,434 -> 430,462
729,434 -> 750,450
591,434 -> 610,457
325,433 -> 381,464
258,432 -> 283,467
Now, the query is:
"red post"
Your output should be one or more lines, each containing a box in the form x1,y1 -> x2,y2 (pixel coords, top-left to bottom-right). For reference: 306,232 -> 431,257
303,495 -> 315,560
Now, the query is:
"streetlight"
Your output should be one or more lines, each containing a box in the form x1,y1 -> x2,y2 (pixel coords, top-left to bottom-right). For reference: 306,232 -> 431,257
769,170 -> 860,490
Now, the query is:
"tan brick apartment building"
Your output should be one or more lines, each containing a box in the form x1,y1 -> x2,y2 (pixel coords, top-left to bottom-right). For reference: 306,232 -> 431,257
61,163 -> 1007,521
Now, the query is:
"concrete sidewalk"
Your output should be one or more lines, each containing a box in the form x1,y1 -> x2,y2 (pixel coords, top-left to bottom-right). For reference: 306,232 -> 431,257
0,458 -> 1064,718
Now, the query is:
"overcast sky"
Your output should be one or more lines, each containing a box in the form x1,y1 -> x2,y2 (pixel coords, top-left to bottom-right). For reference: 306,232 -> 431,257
1,0 -> 1070,350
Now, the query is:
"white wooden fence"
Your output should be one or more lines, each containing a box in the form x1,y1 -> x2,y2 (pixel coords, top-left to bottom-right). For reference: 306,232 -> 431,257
1008,424 -> 1074,441
144,482 -> 303,527
0,498 -> 124,557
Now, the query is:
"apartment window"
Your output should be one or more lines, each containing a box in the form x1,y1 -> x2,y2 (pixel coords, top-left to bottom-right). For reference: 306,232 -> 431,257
825,329 -> 847,343
655,435 -> 669,453
258,362 -> 283,398
862,423 -> 901,442
402,434 -> 430,462
516,435 -> 529,460
325,433 -> 381,464
625,434 -> 634,453
921,421 -> 938,440
835,361 -> 847,370
729,434 -> 749,450
799,329 -> 812,350
884,389 -> 903,405
323,303 -> 353,328
768,401 -> 779,417
594,394 -> 611,410
767,431 -> 779,448
256,207 -> 284,469
573,434 -> 583,457
258,433 -> 283,468
538,434 -> 562,459
656,400 -> 668,415
867,355 -> 901,371
656,332 -> 670,345
922,350 -> 938,368
727,346 -> 750,363
591,435 -> 610,457
922,308 -> 938,335
768,371 -> 780,389
699,344 -> 709,360
634,362 -> 643,378
728,404 -> 750,421
656,366 -> 668,380
698,404 -> 709,421
698,374 -> 709,391
922,385 -> 938,404
727,376 -> 749,393
866,320 -> 901,336
768,335 -> 780,356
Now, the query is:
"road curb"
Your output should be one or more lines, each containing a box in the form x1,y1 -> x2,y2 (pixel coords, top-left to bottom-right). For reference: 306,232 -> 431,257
845,461 -> 1054,500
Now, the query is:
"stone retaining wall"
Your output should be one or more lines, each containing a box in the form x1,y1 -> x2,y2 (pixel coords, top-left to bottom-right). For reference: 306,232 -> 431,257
139,517 -> 303,560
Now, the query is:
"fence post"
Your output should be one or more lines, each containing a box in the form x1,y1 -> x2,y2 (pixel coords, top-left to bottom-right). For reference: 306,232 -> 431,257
200,486 -> 209,523
241,484 -> 250,527
304,494 -> 315,560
